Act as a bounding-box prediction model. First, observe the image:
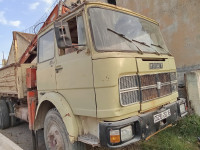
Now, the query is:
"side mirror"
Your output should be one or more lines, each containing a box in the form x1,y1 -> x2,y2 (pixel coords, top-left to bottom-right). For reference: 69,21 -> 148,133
54,21 -> 72,49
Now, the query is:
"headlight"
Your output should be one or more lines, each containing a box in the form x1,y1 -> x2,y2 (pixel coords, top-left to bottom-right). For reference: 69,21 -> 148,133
180,103 -> 186,114
177,98 -> 188,117
121,125 -> 133,142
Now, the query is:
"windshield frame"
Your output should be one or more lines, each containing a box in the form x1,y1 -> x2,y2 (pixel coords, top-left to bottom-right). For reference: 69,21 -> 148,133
87,6 -> 168,54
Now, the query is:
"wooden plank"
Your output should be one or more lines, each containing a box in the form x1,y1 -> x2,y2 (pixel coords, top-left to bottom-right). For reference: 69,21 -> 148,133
0,91 -> 17,95
0,65 -> 18,95
0,75 -> 16,82
17,66 -> 23,99
0,82 -> 16,87
0,63 -> 36,99
0,86 -> 17,92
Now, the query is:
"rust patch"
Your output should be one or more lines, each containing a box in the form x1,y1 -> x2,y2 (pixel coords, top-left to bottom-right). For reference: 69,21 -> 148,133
64,113 -> 71,117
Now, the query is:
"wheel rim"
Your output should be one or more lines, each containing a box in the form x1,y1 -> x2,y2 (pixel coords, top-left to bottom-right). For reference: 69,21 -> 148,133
47,123 -> 65,150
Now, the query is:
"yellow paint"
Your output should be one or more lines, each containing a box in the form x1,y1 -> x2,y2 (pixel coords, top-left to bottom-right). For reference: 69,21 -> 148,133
35,92 -> 79,143
35,2 -> 178,145
141,93 -> 178,113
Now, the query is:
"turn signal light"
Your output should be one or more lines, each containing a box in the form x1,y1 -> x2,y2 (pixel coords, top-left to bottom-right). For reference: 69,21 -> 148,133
110,130 -> 120,144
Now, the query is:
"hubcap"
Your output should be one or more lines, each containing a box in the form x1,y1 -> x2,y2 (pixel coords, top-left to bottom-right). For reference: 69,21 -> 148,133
47,124 -> 64,150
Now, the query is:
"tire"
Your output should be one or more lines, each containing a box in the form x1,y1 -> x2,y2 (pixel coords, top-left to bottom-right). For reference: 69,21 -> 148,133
0,100 -> 10,129
44,108 -> 86,150
6,100 -> 21,127
31,130 -> 38,150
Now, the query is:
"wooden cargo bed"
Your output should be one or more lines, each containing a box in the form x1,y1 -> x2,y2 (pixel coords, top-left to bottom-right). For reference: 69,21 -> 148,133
0,63 -> 36,99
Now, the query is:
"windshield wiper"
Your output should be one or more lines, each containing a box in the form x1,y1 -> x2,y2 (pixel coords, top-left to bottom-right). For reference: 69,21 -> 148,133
132,39 -> 150,48
151,43 -> 163,49
107,28 -> 143,54
151,44 -> 172,56
107,28 -> 132,42
132,39 -> 161,55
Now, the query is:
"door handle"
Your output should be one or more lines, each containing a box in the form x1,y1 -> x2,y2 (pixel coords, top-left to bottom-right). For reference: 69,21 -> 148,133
55,65 -> 63,72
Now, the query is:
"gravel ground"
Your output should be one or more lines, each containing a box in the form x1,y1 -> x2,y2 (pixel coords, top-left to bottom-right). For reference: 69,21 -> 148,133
0,122 -> 46,150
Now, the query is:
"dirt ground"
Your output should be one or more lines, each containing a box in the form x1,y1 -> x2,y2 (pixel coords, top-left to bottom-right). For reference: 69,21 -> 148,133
0,122 -> 46,150
0,122 -> 140,150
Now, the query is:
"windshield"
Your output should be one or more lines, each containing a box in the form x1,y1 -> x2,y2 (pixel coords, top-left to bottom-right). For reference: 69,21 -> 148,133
89,7 -> 169,54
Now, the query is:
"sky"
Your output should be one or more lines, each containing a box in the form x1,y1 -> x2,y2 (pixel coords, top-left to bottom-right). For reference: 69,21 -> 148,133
0,0 -> 59,65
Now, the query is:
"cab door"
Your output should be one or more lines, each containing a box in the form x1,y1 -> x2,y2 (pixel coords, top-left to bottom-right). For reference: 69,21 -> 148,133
37,29 -> 57,92
55,15 -> 96,117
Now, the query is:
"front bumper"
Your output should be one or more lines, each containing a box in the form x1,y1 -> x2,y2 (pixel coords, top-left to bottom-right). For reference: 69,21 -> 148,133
99,99 -> 187,148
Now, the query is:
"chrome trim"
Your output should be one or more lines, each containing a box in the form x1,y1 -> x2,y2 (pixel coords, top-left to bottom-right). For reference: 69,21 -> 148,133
120,87 -> 139,93
119,75 -> 140,106
141,84 -> 157,90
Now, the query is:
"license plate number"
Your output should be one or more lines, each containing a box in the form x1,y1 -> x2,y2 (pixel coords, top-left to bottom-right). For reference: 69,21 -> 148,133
154,109 -> 171,123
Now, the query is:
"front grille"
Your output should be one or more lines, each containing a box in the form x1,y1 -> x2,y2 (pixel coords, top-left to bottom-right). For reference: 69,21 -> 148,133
140,72 -> 177,102
158,73 -> 170,83
119,72 -> 178,106
120,76 -> 138,89
171,82 -> 178,92
170,72 -> 177,81
140,74 -> 156,87
119,75 -> 139,106
120,90 -> 139,106
141,88 -> 158,101
160,84 -> 171,97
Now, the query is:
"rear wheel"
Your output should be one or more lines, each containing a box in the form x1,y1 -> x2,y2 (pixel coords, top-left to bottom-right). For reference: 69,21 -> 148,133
44,108 -> 86,150
6,99 -> 21,127
0,100 -> 10,129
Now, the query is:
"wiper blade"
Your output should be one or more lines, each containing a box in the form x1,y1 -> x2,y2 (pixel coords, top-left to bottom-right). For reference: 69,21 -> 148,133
151,43 -> 163,49
132,39 -> 160,55
107,28 -> 143,54
132,39 -> 150,48
107,28 -> 132,42
151,43 -> 172,56
132,40 -> 160,55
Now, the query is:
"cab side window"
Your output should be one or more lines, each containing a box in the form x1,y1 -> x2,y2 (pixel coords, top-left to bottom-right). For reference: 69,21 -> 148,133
69,17 -> 78,44
59,16 -> 86,56
38,30 -> 55,63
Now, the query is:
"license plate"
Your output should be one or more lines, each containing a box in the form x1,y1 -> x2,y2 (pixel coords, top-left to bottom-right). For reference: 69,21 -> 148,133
154,109 -> 171,123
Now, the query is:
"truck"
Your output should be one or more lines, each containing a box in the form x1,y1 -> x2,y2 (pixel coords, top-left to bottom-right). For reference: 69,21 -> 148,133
0,1 -> 187,150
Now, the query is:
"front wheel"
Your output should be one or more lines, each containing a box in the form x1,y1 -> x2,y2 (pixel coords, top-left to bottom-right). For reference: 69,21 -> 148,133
44,108 -> 86,150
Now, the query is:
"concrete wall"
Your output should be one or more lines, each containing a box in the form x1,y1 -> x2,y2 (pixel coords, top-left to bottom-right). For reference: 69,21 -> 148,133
185,71 -> 200,116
